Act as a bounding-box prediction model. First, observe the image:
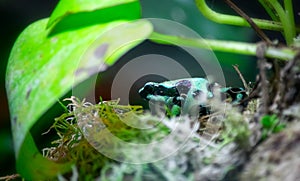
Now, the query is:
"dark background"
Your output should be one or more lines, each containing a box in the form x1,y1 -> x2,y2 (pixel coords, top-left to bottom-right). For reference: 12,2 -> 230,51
1,0 -> 298,176
0,0 -> 59,176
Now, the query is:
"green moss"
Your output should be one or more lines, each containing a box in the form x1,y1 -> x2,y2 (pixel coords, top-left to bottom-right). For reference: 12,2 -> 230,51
43,96 -> 257,179
43,96 -> 173,179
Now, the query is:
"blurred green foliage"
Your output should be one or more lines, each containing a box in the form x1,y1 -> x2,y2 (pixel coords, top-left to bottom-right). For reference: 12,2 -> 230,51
260,114 -> 286,140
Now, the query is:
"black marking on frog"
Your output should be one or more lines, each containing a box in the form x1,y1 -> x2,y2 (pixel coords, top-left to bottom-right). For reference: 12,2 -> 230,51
139,82 -> 179,100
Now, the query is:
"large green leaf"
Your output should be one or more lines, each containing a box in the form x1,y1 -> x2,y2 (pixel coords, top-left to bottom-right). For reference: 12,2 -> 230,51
6,17 -> 152,179
47,0 -> 140,34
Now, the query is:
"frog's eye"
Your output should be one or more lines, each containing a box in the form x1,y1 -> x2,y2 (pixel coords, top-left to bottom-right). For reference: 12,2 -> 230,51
144,83 -> 155,92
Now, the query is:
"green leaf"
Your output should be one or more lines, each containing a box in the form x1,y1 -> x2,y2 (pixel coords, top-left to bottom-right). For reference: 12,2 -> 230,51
260,114 -> 278,129
258,0 -> 280,21
6,18 -> 152,179
47,0 -> 141,34
273,123 -> 286,133
260,115 -> 272,129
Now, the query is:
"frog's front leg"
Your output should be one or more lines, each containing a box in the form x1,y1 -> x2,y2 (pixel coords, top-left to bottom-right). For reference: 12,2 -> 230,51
182,89 -> 211,116
168,96 -> 185,116
146,94 -> 168,103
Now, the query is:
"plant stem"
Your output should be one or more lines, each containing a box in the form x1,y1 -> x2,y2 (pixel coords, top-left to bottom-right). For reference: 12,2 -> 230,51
149,32 -> 297,60
258,0 -> 280,21
283,0 -> 296,44
195,0 -> 300,33
268,0 -> 293,45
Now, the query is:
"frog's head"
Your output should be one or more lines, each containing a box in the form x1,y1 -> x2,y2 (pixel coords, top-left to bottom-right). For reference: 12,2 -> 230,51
138,82 -> 156,100
138,82 -> 179,101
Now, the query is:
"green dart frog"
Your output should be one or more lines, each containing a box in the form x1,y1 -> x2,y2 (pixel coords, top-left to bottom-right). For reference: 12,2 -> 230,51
138,78 -> 247,116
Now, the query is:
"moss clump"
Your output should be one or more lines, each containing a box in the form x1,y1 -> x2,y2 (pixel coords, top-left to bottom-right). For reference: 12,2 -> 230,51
43,96 -> 173,179
42,95 -> 257,180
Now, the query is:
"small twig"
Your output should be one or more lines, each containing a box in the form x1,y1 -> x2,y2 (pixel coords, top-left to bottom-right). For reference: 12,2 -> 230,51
0,174 -> 20,181
223,0 -> 272,44
232,64 -> 249,92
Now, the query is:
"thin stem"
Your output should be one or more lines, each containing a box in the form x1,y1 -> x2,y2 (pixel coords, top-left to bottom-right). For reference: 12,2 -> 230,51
223,0 -> 272,44
149,32 -> 297,61
233,65 -> 249,91
195,0 -> 300,33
